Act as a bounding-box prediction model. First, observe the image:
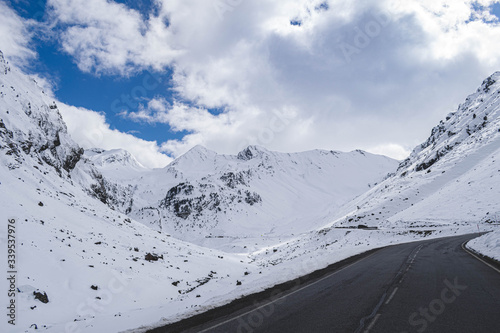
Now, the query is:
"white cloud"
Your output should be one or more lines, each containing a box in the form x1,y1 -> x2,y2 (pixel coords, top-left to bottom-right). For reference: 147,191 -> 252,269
45,0 -> 500,160
0,2 -> 171,168
367,144 -> 412,161
121,98 -> 300,157
46,0 -> 179,75
0,1 -> 37,66
58,103 -> 172,168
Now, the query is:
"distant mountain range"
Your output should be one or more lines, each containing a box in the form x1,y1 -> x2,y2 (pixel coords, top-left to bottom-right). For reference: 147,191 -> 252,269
86,144 -> 397,243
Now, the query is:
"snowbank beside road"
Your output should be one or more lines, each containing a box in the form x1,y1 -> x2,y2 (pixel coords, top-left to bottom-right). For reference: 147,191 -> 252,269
467,229 -> 500,262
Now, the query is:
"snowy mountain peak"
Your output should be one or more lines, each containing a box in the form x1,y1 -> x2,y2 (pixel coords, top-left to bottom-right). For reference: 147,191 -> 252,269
190,144 -> 215,156
353,149 -> 368,156
0,50 -> 83,175
237,145 -> 269,160
398,72 -> 500,174
85,148 -> 146,169
164,145 -> 221,179
337,72 -> 500,229
173,145 -> 217,163
114,145 -> 399,240
479,72 -> 500,93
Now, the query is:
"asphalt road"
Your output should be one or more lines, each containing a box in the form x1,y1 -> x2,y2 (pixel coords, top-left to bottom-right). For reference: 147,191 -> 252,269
148,233 -> 500,333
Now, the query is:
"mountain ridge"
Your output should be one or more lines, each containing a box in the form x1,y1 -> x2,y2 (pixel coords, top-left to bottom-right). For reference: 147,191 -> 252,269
0,50 -> 84,175
90,143 -> 398,244
334,71 -> 500,228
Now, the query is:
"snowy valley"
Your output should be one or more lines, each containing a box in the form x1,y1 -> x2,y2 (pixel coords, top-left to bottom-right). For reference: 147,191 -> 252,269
86,144 -> 398,247
0,49 -> 499,333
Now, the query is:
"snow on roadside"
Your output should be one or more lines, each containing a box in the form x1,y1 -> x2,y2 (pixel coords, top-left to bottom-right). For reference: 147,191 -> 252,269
0,158 -> 253,333
1,152 -> 490,333
467,229 -> 500,262
134,224 -> 494,333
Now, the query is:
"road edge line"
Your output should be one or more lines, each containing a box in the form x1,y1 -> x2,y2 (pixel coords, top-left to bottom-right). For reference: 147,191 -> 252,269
461,241 -> 500,274
197,251 -> 379,333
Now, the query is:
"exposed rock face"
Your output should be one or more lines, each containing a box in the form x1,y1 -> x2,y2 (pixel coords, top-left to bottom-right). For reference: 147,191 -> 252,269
337,72 -> 500,228
0,50 -> 84,175
0,50 -> 133,214
158,179 -> 261,230
399,72 -> 500,174
105,144 -> 398,241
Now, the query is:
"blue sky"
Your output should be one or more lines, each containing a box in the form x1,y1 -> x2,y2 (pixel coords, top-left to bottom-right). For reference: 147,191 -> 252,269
8,0 -> 187,144
2,0 -> 500,168
490,2 -> 500,15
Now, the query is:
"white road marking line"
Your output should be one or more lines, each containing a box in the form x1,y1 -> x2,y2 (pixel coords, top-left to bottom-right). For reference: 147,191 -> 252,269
385,287 -> 399,305
197,251 -> 378,333
357,244 -> 422,333
462,241 -> 500,274
398,245 -> 420,284
364,313 -> 381,333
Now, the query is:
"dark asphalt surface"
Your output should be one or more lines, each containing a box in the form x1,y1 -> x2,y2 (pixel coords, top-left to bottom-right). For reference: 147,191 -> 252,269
149,233 -> 500,333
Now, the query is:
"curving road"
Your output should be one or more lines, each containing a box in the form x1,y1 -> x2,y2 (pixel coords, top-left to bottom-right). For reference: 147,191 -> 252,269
148,233 -> 500,333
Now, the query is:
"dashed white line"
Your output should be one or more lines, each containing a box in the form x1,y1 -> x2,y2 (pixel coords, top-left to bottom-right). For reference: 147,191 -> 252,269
364,313 -> 381,333
358,244 -> 422,333
385,287 -> 399,305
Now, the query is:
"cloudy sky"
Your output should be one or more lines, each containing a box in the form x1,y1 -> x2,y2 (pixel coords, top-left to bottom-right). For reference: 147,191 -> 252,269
2,0 -> 500,168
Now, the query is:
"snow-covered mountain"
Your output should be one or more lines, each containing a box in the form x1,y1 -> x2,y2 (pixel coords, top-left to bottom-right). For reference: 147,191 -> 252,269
0,49 -> 262,332
89,144 -> 398,243
0,49 -> 139,216
0,49 -> 401,332
1,47 -> 499,333
0,50 -> 83,175
335,73 -> 500,228
85,148 -> 147,174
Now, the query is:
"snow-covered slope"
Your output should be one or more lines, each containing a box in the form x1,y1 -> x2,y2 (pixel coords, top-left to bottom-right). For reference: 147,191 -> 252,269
0,49 -> 453,333
91,144 -> 398,244
85,148 -> 148,176
334,73 -> 500,228
0,49 -> 405,333
0,156 -> 256,333
0,49 -> 139,215
468,228 -> 500,262
0,50 -> 83,175
0,50 -> 258,332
